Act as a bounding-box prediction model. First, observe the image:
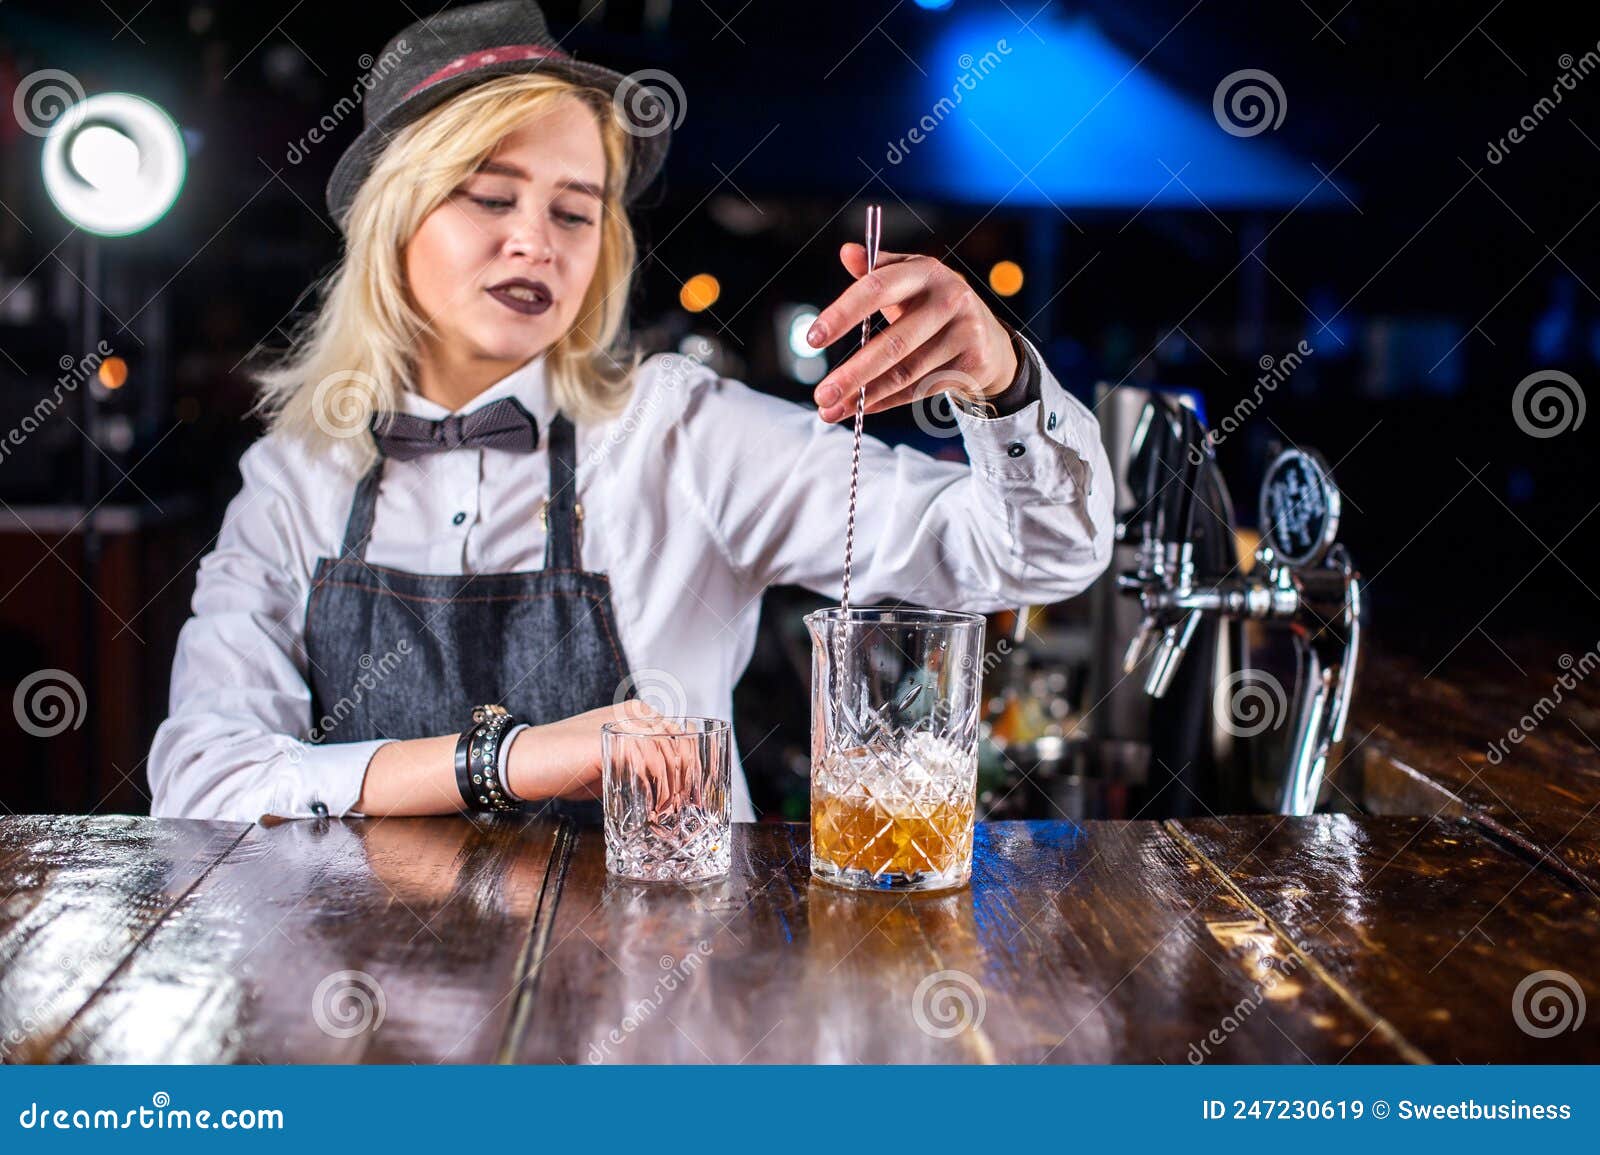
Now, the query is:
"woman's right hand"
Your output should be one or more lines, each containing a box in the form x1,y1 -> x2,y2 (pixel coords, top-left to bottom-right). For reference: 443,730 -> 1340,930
505,699 -> 662,802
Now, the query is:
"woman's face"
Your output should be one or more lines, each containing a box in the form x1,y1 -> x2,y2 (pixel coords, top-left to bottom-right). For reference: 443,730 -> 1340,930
405,96 -> 608,371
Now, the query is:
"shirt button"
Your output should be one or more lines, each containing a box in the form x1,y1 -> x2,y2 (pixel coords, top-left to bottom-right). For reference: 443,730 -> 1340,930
1006,441 -> 1026,458
452,511 -> 467,526
1046,412 -> 1058,431
310,800 -> 329,818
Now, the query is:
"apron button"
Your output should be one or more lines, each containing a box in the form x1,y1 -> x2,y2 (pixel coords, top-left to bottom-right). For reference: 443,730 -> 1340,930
1006,441 -> 1026,458
452,511 -> 467,526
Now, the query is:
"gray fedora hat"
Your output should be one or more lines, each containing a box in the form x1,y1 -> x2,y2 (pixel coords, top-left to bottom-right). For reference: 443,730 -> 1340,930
325,0 -> 673,229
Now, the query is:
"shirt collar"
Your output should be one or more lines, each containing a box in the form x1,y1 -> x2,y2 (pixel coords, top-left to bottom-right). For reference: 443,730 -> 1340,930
397,353 -> 552,428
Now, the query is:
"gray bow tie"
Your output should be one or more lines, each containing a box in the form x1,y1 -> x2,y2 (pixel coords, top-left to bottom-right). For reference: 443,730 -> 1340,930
372,397 -> 540,460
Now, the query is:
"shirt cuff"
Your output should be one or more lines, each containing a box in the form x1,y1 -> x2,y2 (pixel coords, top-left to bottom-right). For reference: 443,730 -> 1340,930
276,738 -> 393,819
986,326 -> 1040,415
949,332 -> 1100,496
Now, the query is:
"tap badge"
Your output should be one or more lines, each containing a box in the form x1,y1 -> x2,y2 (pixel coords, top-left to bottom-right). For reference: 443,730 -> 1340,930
1259,448 -> 1340,567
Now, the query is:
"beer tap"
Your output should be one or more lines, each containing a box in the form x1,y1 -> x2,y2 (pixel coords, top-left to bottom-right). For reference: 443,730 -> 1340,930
1121,400 -> 1209,699
1118,404 -> 1363,816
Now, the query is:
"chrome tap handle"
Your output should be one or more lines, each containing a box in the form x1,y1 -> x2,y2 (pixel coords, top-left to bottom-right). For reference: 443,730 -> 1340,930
1144,610 -> 1201,698
1124,616 -> 1158,675
1326,550 -> 1361,746
1277,546 -> 1362,815
1279,645 -> 1341,816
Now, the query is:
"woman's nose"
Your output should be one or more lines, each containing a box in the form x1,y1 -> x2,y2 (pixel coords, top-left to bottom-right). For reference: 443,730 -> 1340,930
504,217 -> 554,264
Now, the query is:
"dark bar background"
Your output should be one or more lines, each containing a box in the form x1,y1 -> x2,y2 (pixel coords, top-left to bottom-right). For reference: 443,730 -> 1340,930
1,1 -> 1596,816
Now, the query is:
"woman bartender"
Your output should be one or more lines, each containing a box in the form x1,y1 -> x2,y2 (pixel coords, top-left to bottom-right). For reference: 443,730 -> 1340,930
147,0 -> 1115,825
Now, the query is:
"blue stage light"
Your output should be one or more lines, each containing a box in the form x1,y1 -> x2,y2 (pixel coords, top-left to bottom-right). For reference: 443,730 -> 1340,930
895,11 -> 1342,210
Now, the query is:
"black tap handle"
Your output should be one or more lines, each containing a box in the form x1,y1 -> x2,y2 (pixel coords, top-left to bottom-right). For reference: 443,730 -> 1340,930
1125,400 -> 1183,538
1173,405 -> 1206,544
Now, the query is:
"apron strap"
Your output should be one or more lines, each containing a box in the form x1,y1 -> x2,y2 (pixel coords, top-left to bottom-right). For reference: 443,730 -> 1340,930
337,415 -> 578,566
339,454 -> 385,559
544,412 -> 580,570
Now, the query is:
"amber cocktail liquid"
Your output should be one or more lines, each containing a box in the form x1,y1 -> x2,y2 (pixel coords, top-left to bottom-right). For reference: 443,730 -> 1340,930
812,742 -> 977,885
805,609 -> 985,892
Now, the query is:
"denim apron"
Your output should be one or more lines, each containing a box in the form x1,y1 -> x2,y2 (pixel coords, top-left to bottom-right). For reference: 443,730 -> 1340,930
303,412 -> 629,824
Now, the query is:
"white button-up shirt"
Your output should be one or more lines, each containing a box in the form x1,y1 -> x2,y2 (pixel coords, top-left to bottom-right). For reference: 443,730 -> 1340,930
148,336 -> 1115,823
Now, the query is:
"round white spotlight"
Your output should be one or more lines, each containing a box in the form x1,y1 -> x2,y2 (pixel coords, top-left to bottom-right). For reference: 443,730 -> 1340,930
68,125 -> 141,191
42,93 -> 186,236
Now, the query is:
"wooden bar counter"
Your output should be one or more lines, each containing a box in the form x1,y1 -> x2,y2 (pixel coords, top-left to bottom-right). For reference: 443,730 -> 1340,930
2,640 -> 1597,1065
0,808 -> 1593,1065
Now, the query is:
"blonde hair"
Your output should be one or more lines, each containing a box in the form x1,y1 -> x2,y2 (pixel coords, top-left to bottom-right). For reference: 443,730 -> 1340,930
252,73 -> 643,473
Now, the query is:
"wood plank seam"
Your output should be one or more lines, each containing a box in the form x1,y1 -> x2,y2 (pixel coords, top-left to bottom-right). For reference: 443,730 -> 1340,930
1161,818 -> 1434,1066
1356,740 -> 1471,816
495,816 -> 576,1064
1463,805 -> 1600,903
34,821 -> 254,1062
1367,738 -> 1600,897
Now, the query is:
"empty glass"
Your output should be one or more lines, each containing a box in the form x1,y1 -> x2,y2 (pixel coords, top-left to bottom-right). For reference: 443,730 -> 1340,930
601,716 -> 731,883
805,607 -> 986,892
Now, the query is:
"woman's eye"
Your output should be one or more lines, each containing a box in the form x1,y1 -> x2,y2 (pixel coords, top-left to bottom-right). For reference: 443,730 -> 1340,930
468,195 -> 513,211
555,210 -> 594,228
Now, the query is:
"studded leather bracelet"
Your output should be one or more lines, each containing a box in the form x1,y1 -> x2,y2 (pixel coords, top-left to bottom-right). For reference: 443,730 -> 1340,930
454,704 -> 524,813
